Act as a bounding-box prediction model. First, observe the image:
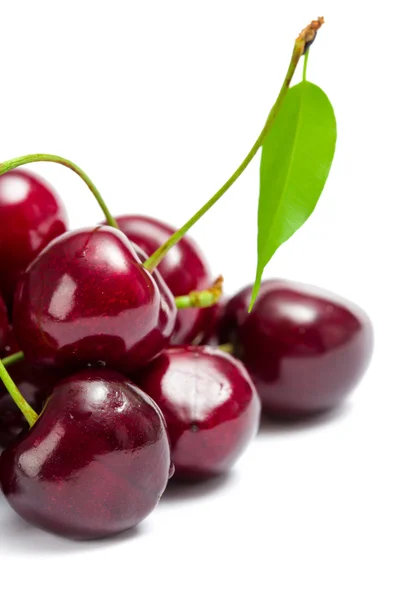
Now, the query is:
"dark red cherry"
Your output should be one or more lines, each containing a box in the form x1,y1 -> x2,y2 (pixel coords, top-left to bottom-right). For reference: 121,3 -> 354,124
12,226 -> 177,373
115,215 -> 214,344
0,325 -> 20,359
0,369 -> 172,540
0,294 -> 8,352
0,362 -> 67,448
128,241 -> 182,345
196,302 -> 223,346
219,279 -> 374,419
0,170 -> 68,309
136,346 -> 261,480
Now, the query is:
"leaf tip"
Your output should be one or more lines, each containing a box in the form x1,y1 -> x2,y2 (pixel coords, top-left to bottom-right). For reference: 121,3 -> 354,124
248,280 -> 260,313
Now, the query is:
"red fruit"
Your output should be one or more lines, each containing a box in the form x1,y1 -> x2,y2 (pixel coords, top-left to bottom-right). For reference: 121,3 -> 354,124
12,226 -> 177,373
0,362 -> 66,448
0,369 -> 172,540
136,346 -> 261,480
197,302 -> 223,346
0,294 -> 7,352
0,170 -> 68,308
115,215 -> 215,344
219,279 -> 374,418
0,325 -> 20,359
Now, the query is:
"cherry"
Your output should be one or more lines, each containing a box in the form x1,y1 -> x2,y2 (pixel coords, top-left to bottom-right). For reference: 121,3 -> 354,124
12,226 -> 177,373
219,279 -> 373,418
0,294 -> 8,352
136,346 -> 261,480
0,362 -> 66,448
0,170 -> 68,309
0,369 -> 172,539
115,215 -> 215,344
0,325 -> 20,359
197,302 -> 223,346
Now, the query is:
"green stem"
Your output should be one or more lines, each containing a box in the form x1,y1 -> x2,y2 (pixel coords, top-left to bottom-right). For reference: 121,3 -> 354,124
0,359 -> 38,428
0,154 -> 118,229
303,50 -> 309,82
1,351 -> 24,367
175,276 -> 223,309
218,343 -> 234,354
144,19 -> 323,273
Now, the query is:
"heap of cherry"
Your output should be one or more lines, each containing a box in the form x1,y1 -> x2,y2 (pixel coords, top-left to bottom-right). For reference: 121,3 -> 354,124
0,167 -> 373,541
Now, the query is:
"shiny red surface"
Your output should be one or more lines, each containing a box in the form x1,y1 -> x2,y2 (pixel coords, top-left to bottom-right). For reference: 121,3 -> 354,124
197,301 -> 224,346
12,226 -> 177,373
0,362 -> 67,448
219,279 -> 374,418
136,346 -> 261,480
0,369 -> 172,540
0,170 -> 68,308
115,215 -> 214,344
0,294 -> 7,352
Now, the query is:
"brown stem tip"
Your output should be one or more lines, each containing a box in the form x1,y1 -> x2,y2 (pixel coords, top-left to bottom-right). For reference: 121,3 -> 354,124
297,16 -> 324,54
209,275 -> 224,298
189,275 -> 224,308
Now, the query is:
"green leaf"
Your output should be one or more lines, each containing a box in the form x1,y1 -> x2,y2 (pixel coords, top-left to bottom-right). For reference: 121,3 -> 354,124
250,81 -> 337,310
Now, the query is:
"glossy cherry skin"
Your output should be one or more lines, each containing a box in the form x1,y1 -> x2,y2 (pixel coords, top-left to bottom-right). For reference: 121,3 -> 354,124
0,369 -> 172,539
219,279 -> 374,419
12,226 -> 177,373
197,302 -> 224,346
136,346 -> 261,480
0,294 -> 7,352
0,170 -> 68,309
0,363 -> 67,448
115,215 -> 214,344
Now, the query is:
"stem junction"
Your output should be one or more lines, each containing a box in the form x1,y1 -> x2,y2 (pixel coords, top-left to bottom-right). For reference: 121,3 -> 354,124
1,351 -> 24,367
175,276 -> 223,310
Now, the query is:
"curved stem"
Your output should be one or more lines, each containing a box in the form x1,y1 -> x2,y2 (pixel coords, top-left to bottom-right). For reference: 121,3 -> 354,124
0,360 -> 38,428
144,17 -> 324,272
175,276 -> 223,309
0,154 -> 118,229
1,351 -> 24,367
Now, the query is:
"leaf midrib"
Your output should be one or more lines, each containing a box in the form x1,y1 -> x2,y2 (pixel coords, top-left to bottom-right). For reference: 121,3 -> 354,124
261,82 -> 307,257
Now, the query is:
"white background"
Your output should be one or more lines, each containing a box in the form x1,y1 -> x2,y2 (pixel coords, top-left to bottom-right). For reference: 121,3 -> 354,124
1,1 -> 398,598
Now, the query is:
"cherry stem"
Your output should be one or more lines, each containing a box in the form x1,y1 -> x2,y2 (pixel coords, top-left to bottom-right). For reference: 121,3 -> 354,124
303,49 -> 309,82
1,351 -> 24,367
218,343 -> 234,354
143,17 -> 324,273
0,154 -> 119,229
0,359 -> 38,428
175,276 -> 223,310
